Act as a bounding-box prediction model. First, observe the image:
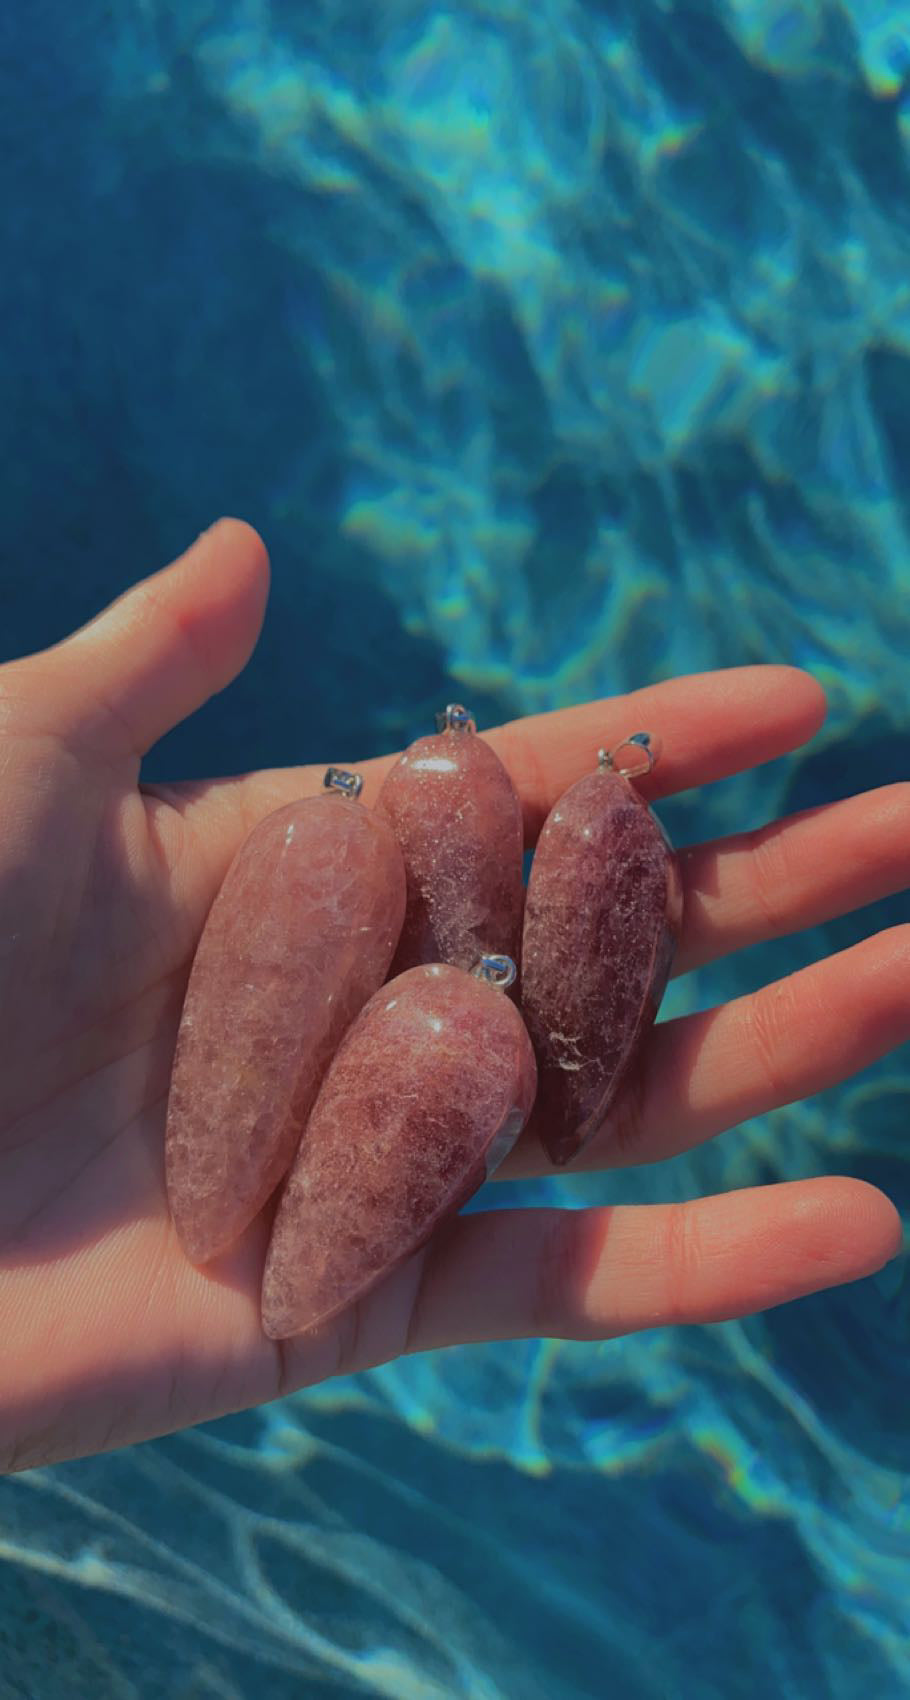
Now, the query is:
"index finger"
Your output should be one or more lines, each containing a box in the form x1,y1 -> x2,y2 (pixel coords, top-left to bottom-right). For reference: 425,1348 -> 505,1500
154,665 -> 826,855
357,664 -> 827,841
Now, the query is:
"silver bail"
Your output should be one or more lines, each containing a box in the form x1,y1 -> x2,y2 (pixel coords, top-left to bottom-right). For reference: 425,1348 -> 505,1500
323,766 -> 364,800
435,703 -> 476,734
597,731 -> 660,779
471,953 -> 517,991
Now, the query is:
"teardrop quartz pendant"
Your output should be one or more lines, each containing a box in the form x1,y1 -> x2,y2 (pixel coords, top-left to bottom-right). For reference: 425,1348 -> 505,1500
375,704 -> 524,974
165,770 -> 406,1265
261,956 -> 537,1339
520,734 -> 683,1167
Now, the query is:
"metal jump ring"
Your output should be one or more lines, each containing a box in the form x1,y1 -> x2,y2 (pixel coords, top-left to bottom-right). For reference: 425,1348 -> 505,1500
471,953 -> 517,991
435,703 -> 477,734
323,767 -> 364,800
597,731 -> 660,780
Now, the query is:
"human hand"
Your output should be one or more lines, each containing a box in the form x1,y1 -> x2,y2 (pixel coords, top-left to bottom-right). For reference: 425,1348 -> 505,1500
0,520 -> 905,1471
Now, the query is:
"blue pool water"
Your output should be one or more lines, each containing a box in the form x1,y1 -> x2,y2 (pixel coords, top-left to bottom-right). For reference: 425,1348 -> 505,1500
2,2 -> 910,1695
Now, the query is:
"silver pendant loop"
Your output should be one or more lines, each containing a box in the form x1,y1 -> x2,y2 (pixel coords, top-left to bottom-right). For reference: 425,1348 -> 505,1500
323,767 -> 364,800
597,731 -> 660,780
471,953 -> 517,991
435,703 -> 476,734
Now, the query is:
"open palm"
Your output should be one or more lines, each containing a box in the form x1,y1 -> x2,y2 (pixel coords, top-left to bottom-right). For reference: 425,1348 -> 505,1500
1,520 -> 906,1473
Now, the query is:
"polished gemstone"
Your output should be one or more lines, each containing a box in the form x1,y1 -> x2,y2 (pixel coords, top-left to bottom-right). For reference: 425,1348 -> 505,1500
375,726 -> 524,974
520,768 -> 683,1166
261,963 -> 537,1338
165,794 -> 406,1264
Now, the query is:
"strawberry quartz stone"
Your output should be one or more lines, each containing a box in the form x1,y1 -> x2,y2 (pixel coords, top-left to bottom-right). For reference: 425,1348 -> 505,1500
165,790 -> 406,1264
375,710 -> 524,975
520,767 -> 683,1167
261,963 -> 537,1338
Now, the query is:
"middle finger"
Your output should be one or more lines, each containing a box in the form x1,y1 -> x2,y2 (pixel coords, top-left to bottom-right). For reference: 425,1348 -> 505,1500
673,782 -> 910,977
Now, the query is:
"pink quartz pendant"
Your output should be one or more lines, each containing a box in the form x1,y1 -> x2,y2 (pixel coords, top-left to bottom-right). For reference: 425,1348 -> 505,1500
520,734 -> 683,1167
375,704 -> 524,975
261,957 -> 537,1338
165,771 -> 406,1265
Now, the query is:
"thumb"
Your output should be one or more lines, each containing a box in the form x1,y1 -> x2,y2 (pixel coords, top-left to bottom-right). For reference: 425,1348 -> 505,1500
13,519 -> 270,762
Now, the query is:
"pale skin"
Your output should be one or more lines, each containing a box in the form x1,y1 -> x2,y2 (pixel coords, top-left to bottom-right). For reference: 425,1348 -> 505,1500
1,519 -> 906,1474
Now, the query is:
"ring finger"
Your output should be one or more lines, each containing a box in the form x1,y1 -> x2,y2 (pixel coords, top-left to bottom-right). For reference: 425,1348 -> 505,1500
501,924 -> 910,1176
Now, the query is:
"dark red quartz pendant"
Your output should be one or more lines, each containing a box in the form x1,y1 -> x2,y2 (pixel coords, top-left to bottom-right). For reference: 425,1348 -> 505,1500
520,761 -> 682,1166
375,705 -> 524,975
261,960 -> 537,1338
